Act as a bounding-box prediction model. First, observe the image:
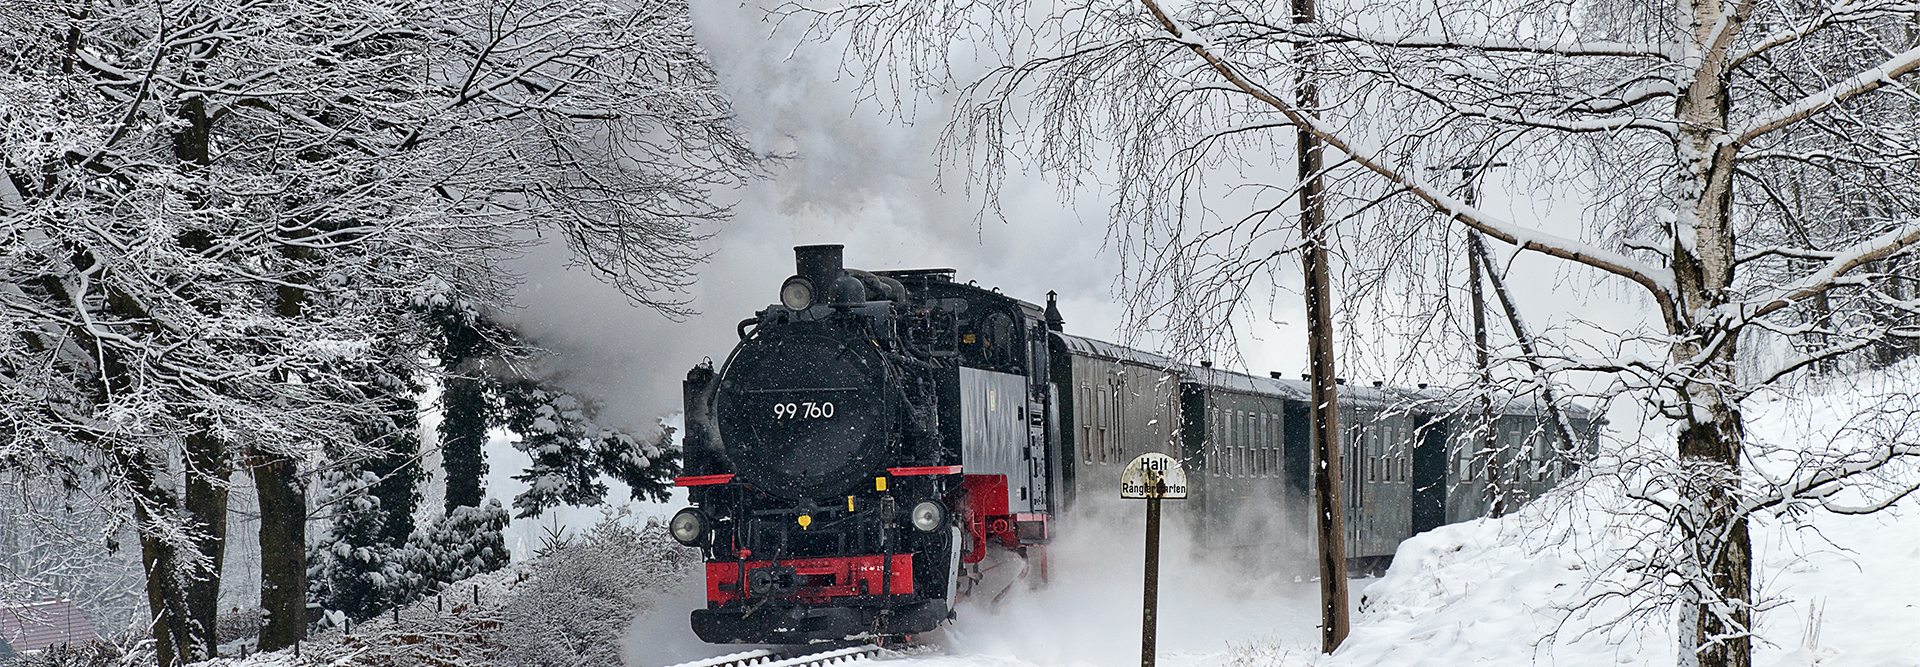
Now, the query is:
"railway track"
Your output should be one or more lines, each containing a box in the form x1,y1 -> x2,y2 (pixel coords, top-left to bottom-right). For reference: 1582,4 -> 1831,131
662,644 -> 884,667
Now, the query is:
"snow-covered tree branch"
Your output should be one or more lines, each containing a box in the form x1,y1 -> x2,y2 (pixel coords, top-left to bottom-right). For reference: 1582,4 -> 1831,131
3,0 -> 757,662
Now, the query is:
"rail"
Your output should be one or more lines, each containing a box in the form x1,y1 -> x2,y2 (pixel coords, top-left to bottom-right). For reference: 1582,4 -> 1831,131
661,644 -> 883,667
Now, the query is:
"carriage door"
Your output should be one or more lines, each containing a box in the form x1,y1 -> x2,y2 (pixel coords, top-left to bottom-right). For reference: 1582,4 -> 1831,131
1026,328 -> 1052,514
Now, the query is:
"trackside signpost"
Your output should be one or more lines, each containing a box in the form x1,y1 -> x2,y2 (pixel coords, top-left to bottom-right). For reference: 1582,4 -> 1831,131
1121,452 -> 1188,667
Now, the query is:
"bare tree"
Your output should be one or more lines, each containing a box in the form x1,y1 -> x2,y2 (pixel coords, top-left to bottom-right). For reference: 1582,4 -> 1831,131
0,463 -> 146,637
783,1 -> 1920,665
2,0 -> 757,662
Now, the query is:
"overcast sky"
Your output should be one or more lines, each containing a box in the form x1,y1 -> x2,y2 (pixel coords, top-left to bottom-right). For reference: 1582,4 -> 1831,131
499,2 -> 1188,433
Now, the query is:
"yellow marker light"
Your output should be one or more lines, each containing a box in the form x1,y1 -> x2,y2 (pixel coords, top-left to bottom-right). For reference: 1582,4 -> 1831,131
847,496 -> 856,512
798,515 -> 812,530
875,477 -> 888,491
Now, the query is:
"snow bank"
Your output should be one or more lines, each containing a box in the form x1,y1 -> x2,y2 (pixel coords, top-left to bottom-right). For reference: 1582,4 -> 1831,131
1221,368 -> 1920,667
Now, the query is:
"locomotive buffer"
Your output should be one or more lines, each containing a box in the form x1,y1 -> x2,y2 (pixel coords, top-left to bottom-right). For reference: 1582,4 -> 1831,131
1120,453 -> 1188,667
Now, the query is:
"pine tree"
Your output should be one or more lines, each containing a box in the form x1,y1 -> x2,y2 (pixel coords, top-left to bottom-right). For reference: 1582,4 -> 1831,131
499,381 -> 679,519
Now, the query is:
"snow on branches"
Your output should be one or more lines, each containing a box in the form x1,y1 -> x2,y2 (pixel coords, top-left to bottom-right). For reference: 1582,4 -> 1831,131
3,0 -> 757,661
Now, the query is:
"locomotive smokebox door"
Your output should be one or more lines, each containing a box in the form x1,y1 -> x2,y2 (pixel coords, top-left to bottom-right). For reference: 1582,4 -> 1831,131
716,325 -> 894,501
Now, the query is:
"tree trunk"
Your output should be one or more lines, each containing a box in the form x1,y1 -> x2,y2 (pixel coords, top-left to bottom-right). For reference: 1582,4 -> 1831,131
116,443 -> 204,667
441,374 -> 489,511
254,453 -> 307,651
129,469 -> 193,667
1295,0 -> 1350,650
1672,2 -> 1754,663
1675,408 -> 1751,667
182,429 -> 231,661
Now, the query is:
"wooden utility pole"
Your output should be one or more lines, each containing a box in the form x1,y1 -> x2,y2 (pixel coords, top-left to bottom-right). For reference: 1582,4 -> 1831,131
1463,183 -> 1503,518
1295,0 -> 1349,652
1449,163 -> 1517,517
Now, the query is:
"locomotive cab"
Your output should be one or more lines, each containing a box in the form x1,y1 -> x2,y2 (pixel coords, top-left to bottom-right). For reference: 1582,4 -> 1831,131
674,245 -> 1054,644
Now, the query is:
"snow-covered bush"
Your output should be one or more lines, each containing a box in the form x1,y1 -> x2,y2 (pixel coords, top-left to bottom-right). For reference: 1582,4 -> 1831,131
409,501 -> 513,589
310,498 -> 510,625
5,639 -> 127,667
494,512 -> 700,667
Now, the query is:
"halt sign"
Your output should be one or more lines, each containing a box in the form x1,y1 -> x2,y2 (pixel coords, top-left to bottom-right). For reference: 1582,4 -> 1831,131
1120,452 -> 1188,499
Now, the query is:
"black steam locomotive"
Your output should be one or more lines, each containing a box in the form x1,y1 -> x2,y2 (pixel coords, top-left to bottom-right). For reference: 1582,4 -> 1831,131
670,245 -> 1593,644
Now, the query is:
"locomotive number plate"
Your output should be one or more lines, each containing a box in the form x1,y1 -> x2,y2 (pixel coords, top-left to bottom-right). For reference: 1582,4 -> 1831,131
772,401 -> 835,419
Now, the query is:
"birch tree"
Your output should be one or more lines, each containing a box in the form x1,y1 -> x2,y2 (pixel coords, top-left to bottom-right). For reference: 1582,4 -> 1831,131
2,0 -> 756,662
786,1 -> 1920,665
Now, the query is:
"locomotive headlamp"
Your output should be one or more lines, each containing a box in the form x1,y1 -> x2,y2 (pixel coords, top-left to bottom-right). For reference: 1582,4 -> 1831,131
669,508 -> 709,546
779,276 -> 814,311
909,501 -> 944,532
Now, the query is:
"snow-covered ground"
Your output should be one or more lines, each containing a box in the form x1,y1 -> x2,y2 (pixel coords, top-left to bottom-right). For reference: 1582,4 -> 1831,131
625,373 -> 1919,667
205,373 -> 1917,667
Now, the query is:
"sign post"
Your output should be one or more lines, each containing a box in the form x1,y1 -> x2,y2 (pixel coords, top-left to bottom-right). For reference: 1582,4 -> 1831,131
1121,453 -> 1188,667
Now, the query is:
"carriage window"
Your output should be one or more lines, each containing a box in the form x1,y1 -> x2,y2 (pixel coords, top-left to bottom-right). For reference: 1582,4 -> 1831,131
1233,410 -> 1242,478
1109,381 -> 1124,462
1248,413 -> 1258,477
1232,417 -> 1242,477
1225,409 -> 1235,478
1098,390 -> 1113,463
1262,413 -> 1272,476
1080,384 -> 1093,463
1401,456 -> 1408,482
1209,406 -> 1219,476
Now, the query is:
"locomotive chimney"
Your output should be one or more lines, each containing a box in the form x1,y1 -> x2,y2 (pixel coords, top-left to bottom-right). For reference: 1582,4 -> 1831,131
1045,291 -> 1065,332
794,244 -> 844,296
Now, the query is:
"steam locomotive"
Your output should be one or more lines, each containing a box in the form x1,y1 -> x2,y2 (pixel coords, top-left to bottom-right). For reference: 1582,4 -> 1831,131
670,245 -> 1593,645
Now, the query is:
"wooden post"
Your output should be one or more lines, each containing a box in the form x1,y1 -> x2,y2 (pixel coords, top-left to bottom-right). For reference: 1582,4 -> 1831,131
1454,165 -> 1517,517
1122,454 -> 1186,667
1467,201 -> 1502,518
1295,0 -> 1350,652
1141,493 -> 1162,667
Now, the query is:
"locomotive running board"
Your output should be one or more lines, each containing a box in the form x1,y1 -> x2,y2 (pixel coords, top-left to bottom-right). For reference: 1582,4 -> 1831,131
662,644 -> 882,667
